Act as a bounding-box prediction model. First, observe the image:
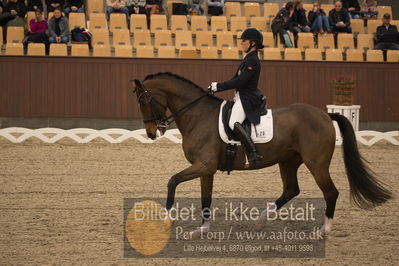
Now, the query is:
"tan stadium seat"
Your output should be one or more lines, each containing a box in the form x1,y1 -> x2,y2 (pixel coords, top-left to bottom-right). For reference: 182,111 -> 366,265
357,34 -> 374,50
346,49 -> 364,61
115,45 -> 132,57
303,4 -> 313,14
154,30 -> 172,48
200,47 -> 218,59
47,12 -> 54,20
26,12 -> 36,31
244,3 -> 260,20
130,14 -> 147,32
27,43 -> 45,56
337,33 -> 355,50
250,17 -> 267,32
69,12 -> 86,29
93,44 -> 111,57
110,13 -> 127,32
171,15 -> 188,32
323,4 -> 334,12
0,26 -> 3,45
225,2 -> 241,18
305,48 -> 322,61
71,44 -> 89,56
216,31 -> 234,49
351,19 -> 364,34
367,20 -> 380,34
113,29 -> 131,46
211,16 -> 227,33
264,3 -> 280,22
150,14 -> 167,32
7,26 -> 24,43
230,17 -> 247,34
49,43 -> 67,56
133,30 -> 151,47
180,48 -> 197,58
158,46 -> 176,58
284,48 -> 302,60
297,32 -> 315,51
325,49 -> 343,61
263,48 -> 281,60
262,32 -> 275,48
318,33 -> 334,49
136,46 -> 154,57
387,50 -> 399,62
191,16 -> 208,32
5,43 -> 23,55
222,47 -> 240,59
87,0 -> 104,14
366,49 -> 383,62
392,20 -> 399,28
90,13 -> 107,31
195,31 -> 214,48
377,6 -> 392,19
175,31 -> 193,49
91,29 -> 110,46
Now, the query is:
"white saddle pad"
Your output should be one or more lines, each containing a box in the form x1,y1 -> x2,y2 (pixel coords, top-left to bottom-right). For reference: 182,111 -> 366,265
218,100 -> 274,145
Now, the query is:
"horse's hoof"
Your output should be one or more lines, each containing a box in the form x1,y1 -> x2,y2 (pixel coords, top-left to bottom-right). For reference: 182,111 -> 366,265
190,221 -> 210,239
163,215 -> 173,230
320,216 -> 333,234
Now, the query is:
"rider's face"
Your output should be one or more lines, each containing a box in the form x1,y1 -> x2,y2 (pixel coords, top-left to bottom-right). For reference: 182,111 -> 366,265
241,39 -> 251,53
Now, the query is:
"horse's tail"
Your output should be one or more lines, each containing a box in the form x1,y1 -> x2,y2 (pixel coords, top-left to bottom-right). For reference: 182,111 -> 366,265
328,113 -> 392,209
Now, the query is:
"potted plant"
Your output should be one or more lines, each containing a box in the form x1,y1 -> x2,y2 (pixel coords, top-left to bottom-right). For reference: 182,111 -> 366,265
332,76 -> 356,106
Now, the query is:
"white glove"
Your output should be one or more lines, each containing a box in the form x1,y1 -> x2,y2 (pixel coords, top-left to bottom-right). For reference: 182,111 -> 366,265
208,82 -> 218,92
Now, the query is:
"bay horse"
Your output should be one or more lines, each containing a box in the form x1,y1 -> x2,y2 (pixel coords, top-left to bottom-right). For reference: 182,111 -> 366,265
132,72 -> 391,233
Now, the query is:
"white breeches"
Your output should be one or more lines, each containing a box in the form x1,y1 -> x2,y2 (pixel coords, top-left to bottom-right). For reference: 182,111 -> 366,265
229,92 -> 246,130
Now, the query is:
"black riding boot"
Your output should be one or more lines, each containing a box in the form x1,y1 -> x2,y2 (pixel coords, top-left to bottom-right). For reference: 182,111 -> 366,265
233,122 -> 263,164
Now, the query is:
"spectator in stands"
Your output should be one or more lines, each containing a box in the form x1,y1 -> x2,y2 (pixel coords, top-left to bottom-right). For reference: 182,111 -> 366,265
145,0 -> 162,16
48,8 -> 69,43
329,1 -> 352,33
23,9 -> 49,51
0,0 -> 15,28
106,0 -> 129,20
271,1 -> 295,48
308,1 -> 330,34
27,0 -> 44,12
4,0 -> 26,27
171,0 -> 188,15
341,0 -> 360,19
127,0 -> 147,15
207,0 -> 224,16
291,0 -> 310,34
360,0 -> 378,19
46,0 -> 65,13
374,13 -> 399,50
188,0 -> 204,15
63,0 -> 84,17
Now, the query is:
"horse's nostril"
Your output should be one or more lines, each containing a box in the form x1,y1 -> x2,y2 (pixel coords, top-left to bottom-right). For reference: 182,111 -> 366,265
147,132 -> 156,140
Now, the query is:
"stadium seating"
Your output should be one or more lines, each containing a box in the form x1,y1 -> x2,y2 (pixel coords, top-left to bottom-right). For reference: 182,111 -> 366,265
216,31 -> 234,49
195,31 -> 214,48
318,33 -> 335,49
26,12 -> 36,31
91,29 -> 110,46
221,47 -> 240,59
157,46 -> 176,58
130,14 -> 147,32
69,12 -> 86,29
367,20 -> 380,34
262,32 -> 275,48
87,0 -> 104,14
337,33 -> 355,50
230,17 -> 247,34
7,26 -> 24,43
175,31 -> 194,49
171,15 -> 188,32
263,48 -> 281,60
387,50 -> 399,62
0,27 -> 2,45
244,3 -> 260,20
284,48 -> 302,60
211,16 -> 228,33
191,16 -> 208,32
133,30 -> 151,47
115,45 -> 132,57
110,13 -> 127,32
351,19 -> 364,34
150,15 -> 167,32
346,49 -> 363,61
357,34 -> 374,50
93,44 -> 111,57
264,3 -> 280,22
225,2 -> 241,18
250,17 -> 267,32
325,49 -> 343,61
89,13 -> 107,31
305,48 -> 322,61
200,47 -> 218,59
377,6 -> 393,19
71,44 -> 89,56
136,46 -> 154,57
6,43 -> 23,55
297,32 -> 315,51
366,49 -> 383,62
180,48 -> 197,58
49,43 -> 67,56
27,43 -> 45,56
154,30 -> 172,48
113,29 -> 131,46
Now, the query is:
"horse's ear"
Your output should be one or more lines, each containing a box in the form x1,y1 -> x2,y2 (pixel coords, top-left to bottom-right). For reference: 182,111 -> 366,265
134,79 -> 143,89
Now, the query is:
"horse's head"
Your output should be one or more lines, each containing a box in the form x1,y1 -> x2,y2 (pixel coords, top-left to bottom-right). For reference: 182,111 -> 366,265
132,79 -> 168,140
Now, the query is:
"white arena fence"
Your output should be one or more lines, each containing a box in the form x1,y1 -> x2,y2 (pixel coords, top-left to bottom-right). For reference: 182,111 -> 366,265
0,127 -> 398,146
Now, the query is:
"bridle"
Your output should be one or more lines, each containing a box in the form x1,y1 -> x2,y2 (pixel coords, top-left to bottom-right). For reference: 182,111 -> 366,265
132,81 -> 209,130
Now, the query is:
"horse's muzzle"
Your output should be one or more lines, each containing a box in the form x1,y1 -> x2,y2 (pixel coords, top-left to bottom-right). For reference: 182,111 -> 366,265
147,132 -> 156,140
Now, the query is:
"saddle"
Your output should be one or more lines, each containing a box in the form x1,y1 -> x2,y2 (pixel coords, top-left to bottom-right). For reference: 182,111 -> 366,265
222,96 -> 267,141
